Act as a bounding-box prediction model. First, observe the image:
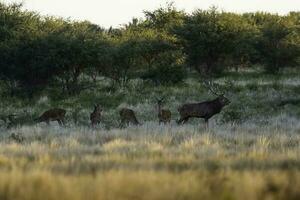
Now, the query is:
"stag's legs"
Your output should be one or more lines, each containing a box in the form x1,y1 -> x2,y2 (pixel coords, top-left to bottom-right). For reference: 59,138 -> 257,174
119,119 -> 127,128
7,122 -> 13,129
177,117 -> 184,124
57,119 -> 62,126
205,119 -> 209,130
133,120 -> 140,126
92,121 -> 101,128
124,120 -> 129,126
57,119 -> 65,126
182,117 -> 190,124
61,118 -> 66,126
162,119 -> 171,125
177,117 -> 189,125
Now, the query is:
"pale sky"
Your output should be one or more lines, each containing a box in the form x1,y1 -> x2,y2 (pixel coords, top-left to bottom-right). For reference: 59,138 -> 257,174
2,0 -> 300,28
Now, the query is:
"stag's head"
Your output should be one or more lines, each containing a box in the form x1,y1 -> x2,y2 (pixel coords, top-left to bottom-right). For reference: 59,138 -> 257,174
94,104 -> 102,113
203,80 -> 231,106
156,97 -> 165,105
217,95 -> 230,106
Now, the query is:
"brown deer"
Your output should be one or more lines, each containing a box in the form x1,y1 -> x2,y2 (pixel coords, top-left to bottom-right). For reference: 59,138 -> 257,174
35,108 -> 66,126
119,108 -> 140,126
90,104 -> 102,127
156,98 -> 171,124
177,81 -> 230,128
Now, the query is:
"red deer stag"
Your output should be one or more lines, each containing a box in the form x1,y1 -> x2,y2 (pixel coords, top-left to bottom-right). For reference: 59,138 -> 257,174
156,98 -> 171,124
35,108 -> 66,126
177,81 -> 230,128
90,104 -> 102,127
119,108 -> 140,126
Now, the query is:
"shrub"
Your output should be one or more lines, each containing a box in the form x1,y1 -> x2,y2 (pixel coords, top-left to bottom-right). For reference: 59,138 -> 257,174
141,65 -> 186,85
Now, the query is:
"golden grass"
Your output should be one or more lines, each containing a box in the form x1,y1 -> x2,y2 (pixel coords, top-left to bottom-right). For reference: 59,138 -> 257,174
0,170 -> 299,200
0,126 -> 299,199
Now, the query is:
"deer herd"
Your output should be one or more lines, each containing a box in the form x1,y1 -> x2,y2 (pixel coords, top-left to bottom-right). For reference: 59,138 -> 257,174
33,89 -> 230,129
1,82 -> 230,129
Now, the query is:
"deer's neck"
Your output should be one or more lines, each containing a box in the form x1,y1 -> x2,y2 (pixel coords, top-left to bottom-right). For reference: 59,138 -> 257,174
211,98 -> 224,110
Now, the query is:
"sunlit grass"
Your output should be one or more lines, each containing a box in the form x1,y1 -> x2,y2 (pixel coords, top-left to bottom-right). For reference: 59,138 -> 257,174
0,170 -> 299,200
0,124 -> 299,199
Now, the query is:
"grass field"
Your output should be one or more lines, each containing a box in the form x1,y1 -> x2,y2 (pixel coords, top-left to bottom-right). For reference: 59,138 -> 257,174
0,125 -> 300,200
0,70 -> 300,200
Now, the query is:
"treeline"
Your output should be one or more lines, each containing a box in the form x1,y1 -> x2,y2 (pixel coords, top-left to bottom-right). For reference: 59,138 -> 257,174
0,3 -> 299,97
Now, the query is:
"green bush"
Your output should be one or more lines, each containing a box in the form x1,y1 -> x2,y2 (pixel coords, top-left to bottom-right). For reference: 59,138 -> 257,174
141,65 -> 186,85
219,103 -> 246,124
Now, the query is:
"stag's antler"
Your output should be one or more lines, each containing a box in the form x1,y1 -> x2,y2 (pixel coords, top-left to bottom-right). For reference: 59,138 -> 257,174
155,97 -> 165,102
202,80 -> 223,96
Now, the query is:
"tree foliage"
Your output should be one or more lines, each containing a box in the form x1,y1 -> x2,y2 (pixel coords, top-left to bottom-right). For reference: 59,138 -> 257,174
0,2 -> 299,97
257,15 -> 300,73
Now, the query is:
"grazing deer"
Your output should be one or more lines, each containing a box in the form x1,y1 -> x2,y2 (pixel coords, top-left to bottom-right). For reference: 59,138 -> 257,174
177,81 -> 230,128
35,108 -> 66,126
156,98 -> 171,124
119,108 -> 140,126
3,111 -> 35,129
90,104 -> 102,127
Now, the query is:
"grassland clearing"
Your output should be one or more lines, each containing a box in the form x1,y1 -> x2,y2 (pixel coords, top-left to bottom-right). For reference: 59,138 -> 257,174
0,70 -> 300,199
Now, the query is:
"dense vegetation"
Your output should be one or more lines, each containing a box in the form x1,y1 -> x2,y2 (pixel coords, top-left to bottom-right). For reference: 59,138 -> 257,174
0,3 -> 299,98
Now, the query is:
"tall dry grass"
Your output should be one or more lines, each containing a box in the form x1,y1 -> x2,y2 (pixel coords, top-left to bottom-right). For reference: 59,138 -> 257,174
0,170 -> 299,200
0,124 -> 299,199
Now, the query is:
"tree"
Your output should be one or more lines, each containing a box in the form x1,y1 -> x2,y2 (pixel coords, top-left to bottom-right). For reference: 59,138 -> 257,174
0,3 -> 52,96
257,16 -> 300,73
220,13 -> 259,71
143,2 -> 185,31
0,3 -> 110,96
174,7 -> 244,75
42,20 -> 108,95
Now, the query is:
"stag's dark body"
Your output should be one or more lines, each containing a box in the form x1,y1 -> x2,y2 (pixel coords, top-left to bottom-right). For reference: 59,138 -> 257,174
177,96 -> 230,127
